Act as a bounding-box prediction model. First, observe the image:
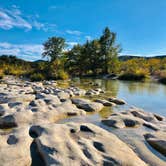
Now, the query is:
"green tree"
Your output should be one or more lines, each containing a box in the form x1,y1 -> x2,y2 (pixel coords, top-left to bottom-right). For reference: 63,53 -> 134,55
66,44 -> 86,75
42,37 -> 66,62
86,40 -> 102,74
99,27 -> 121,74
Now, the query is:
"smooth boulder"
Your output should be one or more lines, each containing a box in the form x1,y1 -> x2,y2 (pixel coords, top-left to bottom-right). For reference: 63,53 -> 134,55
71,98 -> 104,112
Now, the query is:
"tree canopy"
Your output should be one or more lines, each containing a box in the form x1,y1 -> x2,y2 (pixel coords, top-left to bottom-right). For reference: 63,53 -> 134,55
42,37 -> 66,62
66,27 -> 121,75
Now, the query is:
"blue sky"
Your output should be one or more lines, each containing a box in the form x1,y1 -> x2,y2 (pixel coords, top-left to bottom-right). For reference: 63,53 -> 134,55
0,0 -> 166,61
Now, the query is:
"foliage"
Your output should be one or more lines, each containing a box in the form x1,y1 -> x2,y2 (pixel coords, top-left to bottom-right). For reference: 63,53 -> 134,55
66,27 -> 121,76
1,28 -> 166,84
42,37 -> 66,62
159,77 -> 166,84
99,27 -> 121,73
57,70 -> 69,80
118,73 -> 147,81
0,69 -> 3,79
30,73 -> 45,81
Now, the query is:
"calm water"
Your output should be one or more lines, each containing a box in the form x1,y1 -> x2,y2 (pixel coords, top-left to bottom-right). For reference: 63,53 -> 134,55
72,78 -> 166,117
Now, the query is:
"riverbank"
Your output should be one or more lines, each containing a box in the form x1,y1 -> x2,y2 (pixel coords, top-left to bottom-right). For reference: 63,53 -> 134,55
0,76 -> 165,166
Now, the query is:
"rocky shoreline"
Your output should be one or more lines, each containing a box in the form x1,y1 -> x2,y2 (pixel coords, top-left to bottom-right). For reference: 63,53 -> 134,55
0,76 -> 165,166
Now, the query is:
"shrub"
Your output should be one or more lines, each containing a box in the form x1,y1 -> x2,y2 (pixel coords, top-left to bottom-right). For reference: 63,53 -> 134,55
154,70 -> 166,78
118,73 -> 146,81
57,70 -> 69,80
0,74 -> 3,79
30,73 -> 45,81
159,77 -> 166,84
0,70 -> 3,79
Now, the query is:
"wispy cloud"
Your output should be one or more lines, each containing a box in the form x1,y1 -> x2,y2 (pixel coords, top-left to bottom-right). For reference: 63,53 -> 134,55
42,23 -> 57,32
0,42 -> 43,61
0,6 -> 32,30
0,6 -> 56,32
119,52 -> 166,57
66,30 -> 82,35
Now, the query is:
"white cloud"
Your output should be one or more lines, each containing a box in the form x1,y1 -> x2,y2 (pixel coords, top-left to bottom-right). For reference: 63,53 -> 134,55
119,52 -> 166,57
85,35 -> 92,41
66,30 -> 82,35
67,42 -> 78,47
0,6 -> 57,32
32,20 -> 45,30
0,42 -> 43,61
0,7 -> 32,30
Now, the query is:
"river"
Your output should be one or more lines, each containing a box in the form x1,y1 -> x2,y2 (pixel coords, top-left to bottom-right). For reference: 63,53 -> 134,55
58,78 -> 166,124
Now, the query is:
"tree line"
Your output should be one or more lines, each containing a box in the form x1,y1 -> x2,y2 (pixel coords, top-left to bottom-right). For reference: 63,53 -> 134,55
0,27 -> 166,84
42,27 -> 121,76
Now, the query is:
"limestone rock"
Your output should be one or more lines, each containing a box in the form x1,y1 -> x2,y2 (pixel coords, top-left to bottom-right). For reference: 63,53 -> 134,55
30,123 -> 147,166
102,112 -> 143,128
108,97 -> 126,105
71,98 -> 104,112
0,126 -> 32,166
94,99 -> 116,106
130,109 -> 159,122
144,131 -> 166,156
57,91 -> 70,101
0,115 -> 17,129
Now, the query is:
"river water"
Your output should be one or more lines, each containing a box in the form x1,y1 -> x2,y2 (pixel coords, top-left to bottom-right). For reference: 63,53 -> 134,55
58,78 -> 166,124
72,78 -> 166,117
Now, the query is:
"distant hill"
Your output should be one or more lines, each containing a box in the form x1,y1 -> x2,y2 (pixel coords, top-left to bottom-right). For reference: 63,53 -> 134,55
0,55 -> 30,64
34,60 -> 47,63
0,54 -> 166,63
0,55 -> 46,64
118,55 -> 166,61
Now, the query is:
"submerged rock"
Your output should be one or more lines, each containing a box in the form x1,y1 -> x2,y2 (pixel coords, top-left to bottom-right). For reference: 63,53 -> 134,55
130,109 -> 161,122
108,97 -> 126,105
94,99 -> 116,106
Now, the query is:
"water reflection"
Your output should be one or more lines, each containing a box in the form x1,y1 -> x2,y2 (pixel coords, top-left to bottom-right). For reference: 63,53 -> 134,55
74,78 -> 166,116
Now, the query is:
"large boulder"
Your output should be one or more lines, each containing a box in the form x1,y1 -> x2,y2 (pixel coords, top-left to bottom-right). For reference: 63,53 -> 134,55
30,123 -> 147,166
0,126 -> 32,166
57,91 -> 70,101
71,98 -> 104,112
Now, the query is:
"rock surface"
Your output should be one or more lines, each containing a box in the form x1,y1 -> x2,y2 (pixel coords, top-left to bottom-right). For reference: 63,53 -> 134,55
108,97 -> 126,105
71,98 -> 104,112
31,123 -> 147,166
101,108 -> 166,166
94,99 -> 116,106
144,131 -> 166,156
0,76 -> 165,166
